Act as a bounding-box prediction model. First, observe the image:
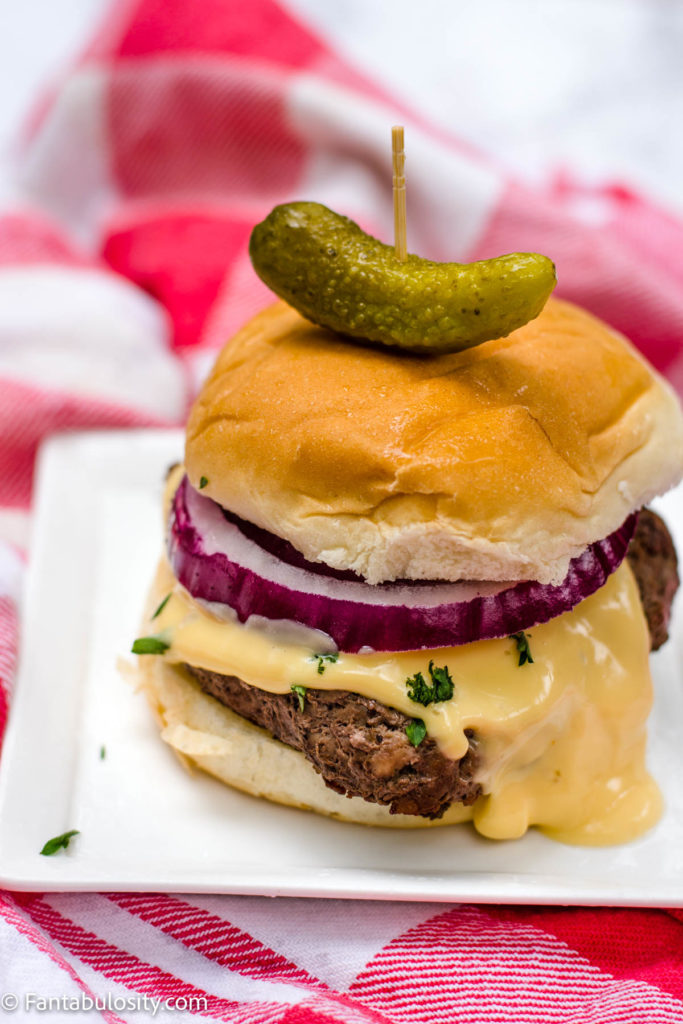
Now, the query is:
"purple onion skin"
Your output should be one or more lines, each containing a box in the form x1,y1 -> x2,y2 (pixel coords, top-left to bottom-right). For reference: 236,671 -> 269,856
168,476 -> 637,653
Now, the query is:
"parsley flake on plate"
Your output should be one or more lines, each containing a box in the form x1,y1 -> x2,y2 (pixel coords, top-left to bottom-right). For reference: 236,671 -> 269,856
40,830 -> 80,856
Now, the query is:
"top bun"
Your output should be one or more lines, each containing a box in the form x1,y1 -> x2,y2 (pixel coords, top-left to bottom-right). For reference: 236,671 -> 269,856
185,299 -> 683,585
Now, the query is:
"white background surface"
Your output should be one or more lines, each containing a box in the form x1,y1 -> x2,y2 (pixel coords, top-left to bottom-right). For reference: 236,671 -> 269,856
3,1 -> 682,212
0,0 -> 106,202
284,0 -> 683,214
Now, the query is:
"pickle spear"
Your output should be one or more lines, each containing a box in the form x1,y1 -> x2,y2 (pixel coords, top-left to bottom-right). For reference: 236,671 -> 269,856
249,202 -> 556,353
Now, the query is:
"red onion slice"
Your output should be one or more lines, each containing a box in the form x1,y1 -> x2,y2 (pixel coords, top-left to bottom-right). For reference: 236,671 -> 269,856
168,475 -> 636,653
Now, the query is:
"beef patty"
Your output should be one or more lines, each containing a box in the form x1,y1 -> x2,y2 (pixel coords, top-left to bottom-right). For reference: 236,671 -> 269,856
626,508 -> 679,651
184,508 -> 678,819
184,665 -> 480,819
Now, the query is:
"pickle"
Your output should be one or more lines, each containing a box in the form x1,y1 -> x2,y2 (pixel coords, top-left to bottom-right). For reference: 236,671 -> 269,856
249,202 -> 556,353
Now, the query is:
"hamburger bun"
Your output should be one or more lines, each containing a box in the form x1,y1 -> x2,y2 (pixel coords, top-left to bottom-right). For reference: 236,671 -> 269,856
185,299 -> 683,585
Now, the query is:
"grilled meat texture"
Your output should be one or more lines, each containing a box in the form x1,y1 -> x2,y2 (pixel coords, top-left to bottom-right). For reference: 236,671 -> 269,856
627,508 -> 679,651
183,507 -> 677,819
183,666 -> 480,819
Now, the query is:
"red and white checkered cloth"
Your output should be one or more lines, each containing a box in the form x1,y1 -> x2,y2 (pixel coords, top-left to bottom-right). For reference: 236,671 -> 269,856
2,1 -> 683,1020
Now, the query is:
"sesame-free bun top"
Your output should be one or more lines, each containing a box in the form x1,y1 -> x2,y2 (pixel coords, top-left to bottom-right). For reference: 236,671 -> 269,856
185,299 -> 683,585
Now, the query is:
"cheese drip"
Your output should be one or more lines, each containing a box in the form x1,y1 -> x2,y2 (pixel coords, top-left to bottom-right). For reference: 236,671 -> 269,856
147,554 -> 661,845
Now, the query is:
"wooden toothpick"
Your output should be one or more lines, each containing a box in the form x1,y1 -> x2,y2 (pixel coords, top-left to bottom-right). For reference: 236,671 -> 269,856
392,125 -> 407,260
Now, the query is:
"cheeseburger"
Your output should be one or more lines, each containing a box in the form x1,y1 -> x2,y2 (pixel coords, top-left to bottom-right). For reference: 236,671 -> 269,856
133,212 -> 683,845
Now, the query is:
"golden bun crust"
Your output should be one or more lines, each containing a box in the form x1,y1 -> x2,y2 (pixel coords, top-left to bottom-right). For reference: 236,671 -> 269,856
186,299 -> 683,584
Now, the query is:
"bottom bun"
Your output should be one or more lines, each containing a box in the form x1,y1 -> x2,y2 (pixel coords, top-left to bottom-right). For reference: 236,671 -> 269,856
136,653 -> 473,829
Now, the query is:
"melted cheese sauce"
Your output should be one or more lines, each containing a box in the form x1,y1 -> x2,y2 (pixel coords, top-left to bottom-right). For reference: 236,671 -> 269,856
149,553 -> 661,845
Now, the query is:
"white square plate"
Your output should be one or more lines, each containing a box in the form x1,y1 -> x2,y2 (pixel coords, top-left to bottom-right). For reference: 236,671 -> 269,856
1,429 -> 682,904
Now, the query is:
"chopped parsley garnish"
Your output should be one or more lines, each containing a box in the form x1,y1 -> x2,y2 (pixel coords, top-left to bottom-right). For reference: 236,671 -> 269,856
131,635 -> 170,655
405,718 -> 427,748
151,593 -> 171,620
99,745 -> 106,760
405,672 -> 432,705
405,660 -> 455,706
311,653 -> 338,675
40,830 -> 80,856
428,661 -> 455,700
509,631 -> 534,666
291,684 -> 307,711
199,476 -> 209,489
